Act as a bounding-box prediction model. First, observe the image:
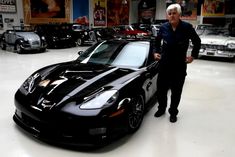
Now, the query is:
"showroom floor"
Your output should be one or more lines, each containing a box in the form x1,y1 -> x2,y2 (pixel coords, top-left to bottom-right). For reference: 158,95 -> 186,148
1,46 -> 235,157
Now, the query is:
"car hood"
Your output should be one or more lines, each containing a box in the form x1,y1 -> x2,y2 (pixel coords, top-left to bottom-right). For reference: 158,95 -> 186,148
16,32 -> 40,41
200,35 -> 235,45
30,62 -> 139,109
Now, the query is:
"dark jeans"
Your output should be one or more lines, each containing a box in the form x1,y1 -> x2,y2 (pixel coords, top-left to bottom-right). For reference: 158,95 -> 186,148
156,71 -> 186,116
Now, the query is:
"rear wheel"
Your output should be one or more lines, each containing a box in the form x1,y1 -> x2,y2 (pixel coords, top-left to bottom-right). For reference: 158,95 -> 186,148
1,42 -> 6,50
127,95 -> 144,133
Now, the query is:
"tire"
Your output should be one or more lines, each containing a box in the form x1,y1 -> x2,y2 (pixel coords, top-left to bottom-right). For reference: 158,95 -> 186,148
77,38 -> 83,46
15,43 -> 22,54
41,48 -> 46,52
1,42 -> 6,50
127,95 -> 145,133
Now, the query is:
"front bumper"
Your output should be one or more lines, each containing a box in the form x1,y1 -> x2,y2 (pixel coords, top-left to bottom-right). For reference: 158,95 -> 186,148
13,94 -> 127,147
199,48 -> 235,58
21,42 -> 47,51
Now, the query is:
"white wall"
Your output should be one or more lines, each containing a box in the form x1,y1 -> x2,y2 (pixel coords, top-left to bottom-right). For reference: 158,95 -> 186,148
0,0 -> 24,34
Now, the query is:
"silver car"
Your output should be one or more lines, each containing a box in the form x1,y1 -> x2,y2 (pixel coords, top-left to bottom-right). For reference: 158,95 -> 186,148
198,27 -> 235,59
0,26 -> 47,53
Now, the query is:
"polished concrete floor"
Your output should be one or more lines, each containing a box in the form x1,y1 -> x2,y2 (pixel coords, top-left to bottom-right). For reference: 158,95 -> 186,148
1,47 -> 235,157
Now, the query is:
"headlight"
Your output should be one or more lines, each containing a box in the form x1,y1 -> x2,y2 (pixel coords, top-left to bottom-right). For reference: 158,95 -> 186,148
227,43 -> 235,49
53,36 -> 58,41
80,90 -> 118,109
41,36 -> 45,40
24,39 -> 30,44
22,73 -> 41,93
137,33 -> 147,36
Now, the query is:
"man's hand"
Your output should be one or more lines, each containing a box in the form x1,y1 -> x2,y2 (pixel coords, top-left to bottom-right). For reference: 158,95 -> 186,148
186,56 -> 194,64
153,53 -> 161,60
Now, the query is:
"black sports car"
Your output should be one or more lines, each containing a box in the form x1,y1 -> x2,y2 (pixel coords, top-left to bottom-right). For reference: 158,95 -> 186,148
13,39 -> 159,147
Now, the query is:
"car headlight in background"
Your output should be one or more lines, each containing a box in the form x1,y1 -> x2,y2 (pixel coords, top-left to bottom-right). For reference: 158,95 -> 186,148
53,36 -> 58,41
80,90 -> 119,109
137,33 -> 147,36
41,36 -> 46,40
227,43 -> 235,49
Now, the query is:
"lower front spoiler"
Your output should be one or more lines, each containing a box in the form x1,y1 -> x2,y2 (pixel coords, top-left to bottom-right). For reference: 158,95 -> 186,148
13,113 -> 109,148
13,110 -> 127,148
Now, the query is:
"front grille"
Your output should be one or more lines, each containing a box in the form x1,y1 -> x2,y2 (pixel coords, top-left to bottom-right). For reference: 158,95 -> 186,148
32,41 -> 40,46
201,44 -> 229,51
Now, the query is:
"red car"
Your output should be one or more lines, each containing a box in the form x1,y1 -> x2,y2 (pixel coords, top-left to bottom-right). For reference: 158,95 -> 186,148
114,25 -> 150,38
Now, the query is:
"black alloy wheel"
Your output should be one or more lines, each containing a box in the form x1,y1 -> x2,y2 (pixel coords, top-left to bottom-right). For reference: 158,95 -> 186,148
127,95 -> 144,133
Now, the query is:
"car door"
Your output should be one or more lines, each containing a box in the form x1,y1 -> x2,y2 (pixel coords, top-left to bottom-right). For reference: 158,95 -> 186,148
142,61 -> 159,103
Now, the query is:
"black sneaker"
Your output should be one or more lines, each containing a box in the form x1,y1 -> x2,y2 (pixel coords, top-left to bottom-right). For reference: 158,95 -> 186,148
154,110 -> 165,117
169,115 -> 177,123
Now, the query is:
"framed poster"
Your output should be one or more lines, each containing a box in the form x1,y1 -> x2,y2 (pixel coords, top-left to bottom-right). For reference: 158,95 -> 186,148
0,14 -> 3,29
202,0 -> 225,16
138,0 -> 156,24
73,0 -> 89,25
107,0 -> 129,26
93,0 -> 106,27
0,0 -> 17,13
23,0 -> 70,24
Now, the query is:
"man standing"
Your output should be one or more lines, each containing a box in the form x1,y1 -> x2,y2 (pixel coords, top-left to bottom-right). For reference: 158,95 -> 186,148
153,3 -> 201,123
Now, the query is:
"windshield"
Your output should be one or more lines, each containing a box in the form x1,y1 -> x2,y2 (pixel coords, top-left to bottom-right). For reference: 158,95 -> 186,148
77,41 -> 149,68
201,27 -> 235,37
196,24 -> 214,36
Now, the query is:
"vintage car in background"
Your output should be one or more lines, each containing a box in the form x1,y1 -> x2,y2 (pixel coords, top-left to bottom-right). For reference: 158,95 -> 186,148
198,27 -> 235,59
61,23 -> 95,46
13,39 -> 159,147
91,27 -> 117,41
34,24 -> 75,49
113,25 -> 150,39
0,26 -> 47,53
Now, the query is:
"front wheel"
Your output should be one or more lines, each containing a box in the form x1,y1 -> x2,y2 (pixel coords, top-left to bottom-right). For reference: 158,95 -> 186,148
76,38 -> 83,46
15,43 -> 22,54
127,95 -> 145,133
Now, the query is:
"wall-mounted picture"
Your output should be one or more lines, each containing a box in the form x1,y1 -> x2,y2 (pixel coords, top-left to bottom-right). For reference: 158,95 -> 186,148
93,0 -> 106,26
107,0 -> 129,26
0,14 -> 3,29
0,0 -> 17,13
73,0 -> 89,25
23,0 -> 70,24
202,0 -> 225,16
138,0 -> 156,24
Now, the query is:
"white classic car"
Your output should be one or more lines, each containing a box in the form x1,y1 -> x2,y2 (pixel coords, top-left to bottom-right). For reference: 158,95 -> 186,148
198,27 -> 235,59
